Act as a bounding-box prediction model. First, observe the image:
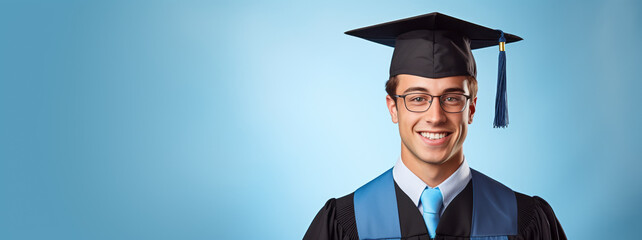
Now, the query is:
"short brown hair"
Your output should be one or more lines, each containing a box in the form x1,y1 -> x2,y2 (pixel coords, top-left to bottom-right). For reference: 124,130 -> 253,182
385,75 -> 478,100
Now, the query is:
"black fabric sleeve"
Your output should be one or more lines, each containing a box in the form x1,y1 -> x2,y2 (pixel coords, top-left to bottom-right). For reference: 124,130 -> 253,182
303,194 -> 358,240
303,198 -> 341,240
513,193 -> 567,240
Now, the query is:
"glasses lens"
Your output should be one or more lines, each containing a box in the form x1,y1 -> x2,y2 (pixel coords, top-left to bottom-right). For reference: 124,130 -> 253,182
404,93 -> 432,112
440,94 -> 468,112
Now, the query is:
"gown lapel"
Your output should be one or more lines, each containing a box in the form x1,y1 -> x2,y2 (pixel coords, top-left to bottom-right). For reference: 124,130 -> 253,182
436,180 -> 473,237
394,182 -> 429,239
393,179 -> 474,239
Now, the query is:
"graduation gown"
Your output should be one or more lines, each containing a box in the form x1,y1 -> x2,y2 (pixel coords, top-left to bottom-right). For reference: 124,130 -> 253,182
303,179 -> 566,240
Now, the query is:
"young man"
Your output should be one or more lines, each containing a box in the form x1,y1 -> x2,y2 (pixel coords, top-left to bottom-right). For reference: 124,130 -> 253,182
304,13 -> 566,240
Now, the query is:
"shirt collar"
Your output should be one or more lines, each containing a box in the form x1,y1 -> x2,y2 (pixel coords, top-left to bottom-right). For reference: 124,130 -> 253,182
392,156 -> 472,213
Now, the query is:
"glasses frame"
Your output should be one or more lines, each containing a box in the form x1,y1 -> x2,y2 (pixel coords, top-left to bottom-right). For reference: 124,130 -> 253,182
393,93 -> 471,113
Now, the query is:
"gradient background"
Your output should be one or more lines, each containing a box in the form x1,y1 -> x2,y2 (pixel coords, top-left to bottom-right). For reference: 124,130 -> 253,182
1,0 -> 640,239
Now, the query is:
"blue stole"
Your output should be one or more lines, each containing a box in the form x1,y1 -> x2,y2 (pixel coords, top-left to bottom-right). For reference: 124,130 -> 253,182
353,168 -> 517,240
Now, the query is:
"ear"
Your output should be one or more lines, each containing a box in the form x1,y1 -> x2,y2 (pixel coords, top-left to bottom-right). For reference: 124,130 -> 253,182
386,95 -> 399,124
468,97 -> 477,124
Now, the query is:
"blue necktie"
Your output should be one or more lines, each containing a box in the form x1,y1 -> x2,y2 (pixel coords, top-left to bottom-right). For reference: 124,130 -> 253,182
420,187 -> 443,239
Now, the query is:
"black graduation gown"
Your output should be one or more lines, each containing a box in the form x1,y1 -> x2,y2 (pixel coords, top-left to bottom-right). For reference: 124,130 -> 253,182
303,180 -> 566,240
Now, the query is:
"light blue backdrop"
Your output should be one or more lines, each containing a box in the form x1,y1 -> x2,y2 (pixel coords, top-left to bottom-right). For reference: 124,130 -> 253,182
1,0 -> 640,239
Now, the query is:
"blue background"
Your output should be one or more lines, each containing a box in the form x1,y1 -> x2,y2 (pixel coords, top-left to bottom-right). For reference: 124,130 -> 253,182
1,0 -> 640,239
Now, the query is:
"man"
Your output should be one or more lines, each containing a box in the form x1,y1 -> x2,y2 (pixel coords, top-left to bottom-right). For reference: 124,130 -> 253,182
304,12 -> 566,240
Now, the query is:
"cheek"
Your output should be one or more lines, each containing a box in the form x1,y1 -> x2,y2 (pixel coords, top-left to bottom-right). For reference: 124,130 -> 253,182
397,114 -> 417,133
398,118 -> 410,132
457,124 -> 468,143
451,116 -> 468,140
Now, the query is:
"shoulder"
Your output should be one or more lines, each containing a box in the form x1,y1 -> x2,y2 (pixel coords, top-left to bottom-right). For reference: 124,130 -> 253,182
303,193 -> 358,240
333,193 -> 358,239
320,193 -> 357,232
513,192 -> 567,240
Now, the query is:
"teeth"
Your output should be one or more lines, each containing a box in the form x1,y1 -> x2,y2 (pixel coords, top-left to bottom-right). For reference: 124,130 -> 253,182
421,132 -> 447,140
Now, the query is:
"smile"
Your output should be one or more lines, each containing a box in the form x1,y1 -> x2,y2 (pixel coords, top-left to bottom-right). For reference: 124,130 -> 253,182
419,132 -> 451,140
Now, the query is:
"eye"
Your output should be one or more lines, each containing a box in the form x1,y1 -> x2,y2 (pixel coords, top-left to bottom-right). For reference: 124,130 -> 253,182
410,96 -> 427,102
444,97 -> 459,102
441,94 -> 466,105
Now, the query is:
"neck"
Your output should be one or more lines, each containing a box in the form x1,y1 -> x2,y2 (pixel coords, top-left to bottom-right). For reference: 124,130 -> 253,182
400,148 -> 464,188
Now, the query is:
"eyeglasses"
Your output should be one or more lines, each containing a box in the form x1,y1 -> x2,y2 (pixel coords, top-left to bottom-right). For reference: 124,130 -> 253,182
393,93 -> 471,113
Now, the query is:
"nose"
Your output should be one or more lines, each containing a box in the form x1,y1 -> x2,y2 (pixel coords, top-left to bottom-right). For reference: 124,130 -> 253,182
423,97 -> 448,124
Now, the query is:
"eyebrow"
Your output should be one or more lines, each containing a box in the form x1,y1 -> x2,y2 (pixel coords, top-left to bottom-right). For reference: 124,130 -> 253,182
402,87 -> 467,94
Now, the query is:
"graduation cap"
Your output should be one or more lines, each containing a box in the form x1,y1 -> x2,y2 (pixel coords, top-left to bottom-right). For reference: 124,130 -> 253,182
345,12 -> 522,128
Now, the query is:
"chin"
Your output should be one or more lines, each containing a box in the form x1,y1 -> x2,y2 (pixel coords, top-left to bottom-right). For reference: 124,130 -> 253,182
417,154 -> 450,165
415,154 -> 448,165
419,145 -> 463,163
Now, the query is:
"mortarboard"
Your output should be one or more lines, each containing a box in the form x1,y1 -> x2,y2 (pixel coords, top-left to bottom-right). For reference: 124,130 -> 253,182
345,12 -> 522,128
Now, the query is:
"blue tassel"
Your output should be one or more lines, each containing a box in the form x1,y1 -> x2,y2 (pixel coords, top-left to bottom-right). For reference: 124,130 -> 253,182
494,31 -> 509,128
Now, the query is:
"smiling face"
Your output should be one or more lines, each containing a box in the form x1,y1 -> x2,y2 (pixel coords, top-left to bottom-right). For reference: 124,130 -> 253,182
386,74 -> 477,167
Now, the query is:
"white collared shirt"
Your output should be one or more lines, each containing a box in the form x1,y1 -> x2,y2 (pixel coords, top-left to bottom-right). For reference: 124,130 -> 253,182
392,156 -> 472,215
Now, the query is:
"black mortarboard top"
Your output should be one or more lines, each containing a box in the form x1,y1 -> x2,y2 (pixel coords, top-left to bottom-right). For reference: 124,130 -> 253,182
345,12 -> 522,128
